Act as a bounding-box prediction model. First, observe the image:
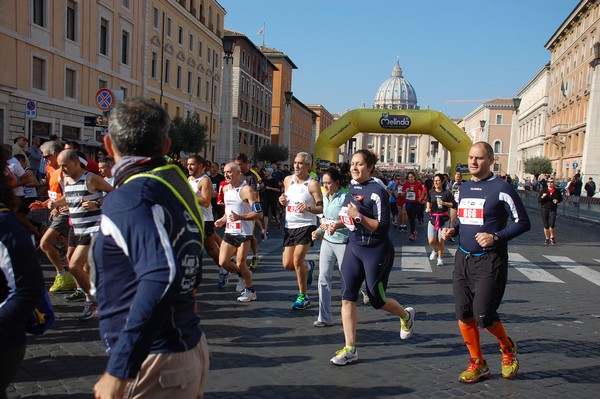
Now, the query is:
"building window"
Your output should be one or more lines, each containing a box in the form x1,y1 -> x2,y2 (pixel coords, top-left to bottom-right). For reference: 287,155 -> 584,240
196,76 -> 201,97
494,140 -> 502,154
151,51 -> 157,78
205,79 -> 209,101
32,120 -> 51,138
152,7 -> 159,29
198,40 -> 203,58
176,65 -> 182,88
122,0 -> 130,9
99,18 -> 109,56
62,125 -> 80,140
164,59 -> 170,84
65,68 -> 76,98
189,33 -> 194,52
32,0 -> 46,27
121,86 -> 128,99
187,71 -> 192,93
66,0 -> 77,41
32,56 -> 46,91
178,26 -> 183,45
98,79 -> 108,89
121,30 -> 129,65
207,48 -> 211,64
496,114 -> 503,124
166,17 -> 172,38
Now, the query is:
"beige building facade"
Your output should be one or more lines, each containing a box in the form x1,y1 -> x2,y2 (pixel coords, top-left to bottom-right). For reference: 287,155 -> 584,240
545,0 -> 600,179
1,0 -> 226,160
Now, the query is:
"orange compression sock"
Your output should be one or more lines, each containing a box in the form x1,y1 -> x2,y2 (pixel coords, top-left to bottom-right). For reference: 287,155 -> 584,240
458,319 -> 483,361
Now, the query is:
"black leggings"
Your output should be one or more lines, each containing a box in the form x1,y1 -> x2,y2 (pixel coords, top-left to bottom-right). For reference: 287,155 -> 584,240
340,239 -> 395,309
540,207 -> 557,229
405,202 -> 419,233
0,344 -> 26,399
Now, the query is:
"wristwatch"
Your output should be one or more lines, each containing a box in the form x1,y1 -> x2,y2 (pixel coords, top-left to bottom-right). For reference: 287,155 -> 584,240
492,233 -> 500,242
353,213 -> 363,224
95,199 -> 102,208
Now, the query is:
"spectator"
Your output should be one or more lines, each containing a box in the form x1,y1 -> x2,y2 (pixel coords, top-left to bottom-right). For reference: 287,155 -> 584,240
26,137 -> 43,180
584,177 -> 596,197
571,174 -> 583,196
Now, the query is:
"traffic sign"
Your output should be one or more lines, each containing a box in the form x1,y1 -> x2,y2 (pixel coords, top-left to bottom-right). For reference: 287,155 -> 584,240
573,162 -> 579,169
95,115 -> 109,127
25,100 -> 37,119
95,89 -> 114,112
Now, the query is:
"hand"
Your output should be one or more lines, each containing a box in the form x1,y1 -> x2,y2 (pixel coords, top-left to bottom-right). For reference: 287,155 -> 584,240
311,230 -> 321,241
29,200 -> 47,211
228,211 -> 239,222
94,372 -> 128,399
214,218 -> 225,228
475,232 -> 494,248
440,227 -> 455,240
278,194 -> 287,206
347,202 -> 360,219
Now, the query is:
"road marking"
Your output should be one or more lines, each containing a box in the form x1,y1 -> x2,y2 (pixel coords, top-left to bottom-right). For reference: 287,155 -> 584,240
543,255 -> 600,287
447,247 -> 457,257
398,245 -> 432,272
509,253 -> 564,283
594,259 -> 600,264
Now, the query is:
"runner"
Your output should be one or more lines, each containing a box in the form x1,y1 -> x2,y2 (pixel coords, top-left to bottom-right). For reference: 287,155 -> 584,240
330,149 -> 415,366
279,152 -> 323,309
400,171 -> 424,241
425,173 -> 455,266
441,141 -> 531,383
49,149 -> 113,320
214,162 -> 262,302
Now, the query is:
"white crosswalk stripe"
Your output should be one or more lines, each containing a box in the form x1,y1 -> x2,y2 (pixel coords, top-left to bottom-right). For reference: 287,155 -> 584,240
398,245 -> 432,272
509,253 -> 564,283
543,255 -> 600,287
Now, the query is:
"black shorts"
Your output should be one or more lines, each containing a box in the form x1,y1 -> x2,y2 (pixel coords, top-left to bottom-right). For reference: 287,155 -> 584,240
261,199 -> 279,218
68,226 -> 92,247
223,233 -> 252,248
452,249 -> 508,328
390,201 -> 398,216
283,225 -> 317,247
204,220 -> 215,237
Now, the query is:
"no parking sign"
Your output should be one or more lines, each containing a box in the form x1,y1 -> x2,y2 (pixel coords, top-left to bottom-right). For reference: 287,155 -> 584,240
95,89 -> 114,112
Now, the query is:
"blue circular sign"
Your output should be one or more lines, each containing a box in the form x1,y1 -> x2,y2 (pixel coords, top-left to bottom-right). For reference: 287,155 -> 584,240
573,162 -> 579,169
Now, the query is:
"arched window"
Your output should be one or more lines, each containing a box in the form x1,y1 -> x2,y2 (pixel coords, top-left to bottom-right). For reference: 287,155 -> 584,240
494,140 -> 502,154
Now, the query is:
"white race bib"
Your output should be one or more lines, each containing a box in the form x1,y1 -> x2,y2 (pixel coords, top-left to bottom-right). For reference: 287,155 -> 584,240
338,206 -> 356,231
458,198 -> 485,225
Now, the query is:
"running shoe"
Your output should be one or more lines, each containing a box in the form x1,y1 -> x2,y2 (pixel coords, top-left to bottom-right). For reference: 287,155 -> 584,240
409,233 -> 417,241
307,260 -> 315,287
429,250 -> 437,260
217,271 -> 229,289
235,275 -> 246,292
437,258 -> 444,267
500,337 -> 519,379
544,238 -> 550,245
249,256 -> 260,270
360,289 -> 370,305
78,301 -> 98,321
313,320 -> 333,327
237,288 -> 257,302
458,358 -> 491,383
65,289 -> 86,302
291,293 -> 311,309
330,347 -> 358,366
400,307 -> 415,339
49,273 -> 76,292
550,237 -> 556,245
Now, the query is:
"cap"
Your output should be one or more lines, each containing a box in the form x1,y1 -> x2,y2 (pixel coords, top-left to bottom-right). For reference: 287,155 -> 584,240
266,167 -> 274,173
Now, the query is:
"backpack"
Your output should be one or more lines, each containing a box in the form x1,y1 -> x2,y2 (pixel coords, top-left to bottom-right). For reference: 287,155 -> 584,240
26,291 -> 55,335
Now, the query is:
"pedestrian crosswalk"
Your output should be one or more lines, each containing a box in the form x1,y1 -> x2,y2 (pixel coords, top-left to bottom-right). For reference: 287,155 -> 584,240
395,246 -> 600,287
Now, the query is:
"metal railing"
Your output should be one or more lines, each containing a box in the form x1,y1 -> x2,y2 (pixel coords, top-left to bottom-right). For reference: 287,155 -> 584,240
517,190 -> 600,224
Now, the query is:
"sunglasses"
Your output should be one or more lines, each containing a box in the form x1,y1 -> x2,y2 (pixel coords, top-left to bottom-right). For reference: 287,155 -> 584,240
43,154 -> 53,159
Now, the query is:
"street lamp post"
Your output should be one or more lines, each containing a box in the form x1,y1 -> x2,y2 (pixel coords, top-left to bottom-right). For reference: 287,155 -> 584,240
216,37 -> 235,164
310,113 -> 317,155
507,97 -> 521,177
283,90 -> 292,164
479,119 -> 486,142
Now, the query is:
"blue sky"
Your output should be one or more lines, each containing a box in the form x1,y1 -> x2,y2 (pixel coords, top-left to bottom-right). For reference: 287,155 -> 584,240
219,0 -> 579,119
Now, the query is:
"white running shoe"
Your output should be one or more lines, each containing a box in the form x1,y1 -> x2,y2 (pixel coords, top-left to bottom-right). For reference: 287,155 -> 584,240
237,288 -> 257,302
400,307 -> 415,339
429,250 -> 437,260
330,347 -> 358,366
437,258 -> 444,267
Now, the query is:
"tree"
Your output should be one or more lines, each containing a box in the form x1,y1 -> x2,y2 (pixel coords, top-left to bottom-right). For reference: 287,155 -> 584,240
523,156 -> 553,176
168,114 -> 207,155
254,144 -> 289,163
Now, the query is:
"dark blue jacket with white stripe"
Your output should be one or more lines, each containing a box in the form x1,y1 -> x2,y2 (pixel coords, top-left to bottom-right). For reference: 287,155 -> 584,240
455,174 -> 531,253
92,176 -> 203,379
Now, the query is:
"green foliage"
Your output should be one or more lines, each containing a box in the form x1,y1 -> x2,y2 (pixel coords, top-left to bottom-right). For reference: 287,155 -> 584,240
523,156 -> 553,176
169,114 -> 207,155
254,144 -> 289,163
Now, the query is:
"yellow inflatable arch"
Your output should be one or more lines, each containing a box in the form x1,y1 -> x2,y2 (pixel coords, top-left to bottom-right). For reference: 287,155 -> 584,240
313,109 -> 472,175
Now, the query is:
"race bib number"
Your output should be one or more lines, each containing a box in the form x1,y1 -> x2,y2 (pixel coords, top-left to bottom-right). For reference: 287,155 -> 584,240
405,191 -> 416,201
286,201 -> 304,215
48,191 -> 58,200
226,220 -> 242,233
458,198 -> 485,225
338,206 -> 356,231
